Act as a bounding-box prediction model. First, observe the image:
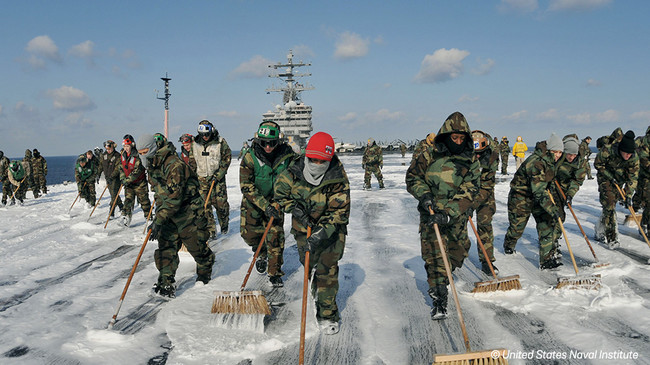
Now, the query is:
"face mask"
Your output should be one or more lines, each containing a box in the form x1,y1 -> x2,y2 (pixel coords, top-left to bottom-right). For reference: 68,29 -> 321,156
303,156 -> 330,186
445,134 -> 466,155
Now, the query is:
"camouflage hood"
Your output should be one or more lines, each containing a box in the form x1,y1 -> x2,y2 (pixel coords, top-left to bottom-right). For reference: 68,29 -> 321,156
150,142 -> 175,170
25,149 -> 32,159
433,111 -> 474,157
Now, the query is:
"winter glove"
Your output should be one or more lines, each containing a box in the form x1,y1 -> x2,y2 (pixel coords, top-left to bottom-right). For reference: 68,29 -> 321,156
148,221 -> 163,241
428,211 -> 450,226
306,226 -> 328,252
625,196 -> 633,207
292,203 -> 310,227
265,203 -> 282,220
565,196 -> 573,207
419,193 -> 434,214
210,174 -> 219,184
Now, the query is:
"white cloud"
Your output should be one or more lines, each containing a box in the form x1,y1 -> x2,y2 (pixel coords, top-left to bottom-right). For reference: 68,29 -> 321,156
25,35 -> 62,63
292,45 -> 315,58
503,110 -> 529,121
46,86 -> 96,112
69,40 -> 96,66
458,95 -> 479,103
498,0 -> 538,13
630,111 -> 650,122
231,55 -> 273,79
367,109 -> 404,122
566,109 -> 619,125
383,83 -> 392,89
334,31 -> 370,60
472,58 -> 495,75
338,112 -> 358,122
64,112 -> 93,127
585,78 -> 601,87
548,0 -> 611,11
14,101 -> 41,125
217,110 -> 239,118
537,108 -> 560,120
414,48 -> 470,83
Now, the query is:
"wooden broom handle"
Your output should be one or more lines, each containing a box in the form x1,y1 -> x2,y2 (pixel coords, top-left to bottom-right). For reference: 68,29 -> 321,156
468,216 -> 498,279
614,183 -> 650,248
299,226 -> 311,365
204,179 -> 216,210
553,180 -> 599,261
104,184 -> 123,229
547,190 -> 579,274
240,217 -> 274,291
89,184 -> 109,220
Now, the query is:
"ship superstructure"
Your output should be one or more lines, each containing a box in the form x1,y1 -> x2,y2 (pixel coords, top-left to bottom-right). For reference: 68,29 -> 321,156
263,50 -> 314,151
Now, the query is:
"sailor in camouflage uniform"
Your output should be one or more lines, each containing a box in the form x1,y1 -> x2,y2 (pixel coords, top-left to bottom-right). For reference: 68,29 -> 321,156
362,138 -> 384,189
499,136 -> 510,175
138,134 -> 215,298
502,133 -> 565,270
579,136 -> 594,180
31,149 -> 47,194
406,112 -> 480,320
470,130 -> 500,275
240,122 -> 296,287
193,120 -> 232,237
99,140 -> 124,217
0,151 -> 14,205
596,127 -> 623,151
8,161 -> 28,204
594,130 -> 639,248
111,135 -> 151,226
549,135 -> 588,256
23,149 -> 39,198
75,155 -> 96,207
274,132 -> 350,335
411,133 -> 436,163
178,134 -> 197,171
632,127 -> 650,235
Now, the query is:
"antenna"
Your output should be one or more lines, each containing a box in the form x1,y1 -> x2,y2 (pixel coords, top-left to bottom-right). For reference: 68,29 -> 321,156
157,73 -> 172,138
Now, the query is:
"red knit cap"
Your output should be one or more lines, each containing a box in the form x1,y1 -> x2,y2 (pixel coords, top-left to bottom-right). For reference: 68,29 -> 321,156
305,132 -> 335,161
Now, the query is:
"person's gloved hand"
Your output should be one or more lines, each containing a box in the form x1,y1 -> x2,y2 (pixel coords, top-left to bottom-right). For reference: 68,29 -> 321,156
625,196 -> 633,207
265,203 -> 281,220
419,193 -> 434,213
292,203 -> 310,227
428,211 -> 450,226
210,174 -> 218,184
565,196 -> 573,207
362,163 -> 366,169
148,221 -> 163,241
549,207 -> 561,222
306,226 -> 328,252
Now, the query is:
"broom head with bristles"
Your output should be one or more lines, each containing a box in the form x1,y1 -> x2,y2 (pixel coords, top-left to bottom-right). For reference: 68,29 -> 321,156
624,213 -> 640,228
434,349 -> 509,364
471,275 -> 522,293
591,262 -> 610,269
211,290 -> 271,315
555,274 -> 601,290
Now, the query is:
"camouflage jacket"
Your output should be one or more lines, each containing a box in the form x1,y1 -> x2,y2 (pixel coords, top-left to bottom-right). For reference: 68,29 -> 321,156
179,146 -> 197,172
85,156 -> 99,180
112,150 -> 146,185
555,154 -> 588,200
594,142 -> 639,199
147,143 -> 203,224
274,154 -> 350,239
362,143 -> 383,167
99,149 -> 121,181
579,138 -> 592,160
637,127 -> 650,179
32,155 -> 47,176
0,156 -> 9,180
596,127 -> 623,151
75,156 -> 94,183
499,141 -> 510,156
240,142 -> 296,211
23,150 -> 33,174
508,141 -> 558,215
406,113 -> 481,219
411,139 -> 436,164
475,136 -> 499,204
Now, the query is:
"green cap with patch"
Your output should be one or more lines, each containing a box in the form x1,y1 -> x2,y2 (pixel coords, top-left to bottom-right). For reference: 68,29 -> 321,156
257,123 -> 280,140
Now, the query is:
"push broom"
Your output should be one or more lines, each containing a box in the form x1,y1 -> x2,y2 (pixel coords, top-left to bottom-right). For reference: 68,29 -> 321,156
614,183 -> 650,250
88,184 -> 108,220
468,216 -> 521,293
68,181 -> 85,212
429,208 -> 509,364
547,191 -> 601,290
553,181 -> 609,268
299,226 -> 312,365
211,217 -> 272,316
104,184 -> 123,229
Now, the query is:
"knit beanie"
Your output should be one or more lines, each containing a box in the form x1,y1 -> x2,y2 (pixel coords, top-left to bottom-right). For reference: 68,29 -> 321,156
546,133 -> 563,152
563,136 -> 580,155
305,132 -> 335,161
619,130 -> 636,153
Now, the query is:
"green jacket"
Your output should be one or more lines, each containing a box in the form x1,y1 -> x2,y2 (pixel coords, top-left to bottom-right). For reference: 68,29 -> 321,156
75,156 -> 94,183
508,141 -> 559,215
499,140 -> 510,156
595,142 -> 640,199
274,154 -> 350,239
637,127 -> 650,179
406,112 -> 481,219
240,143 -> 295,211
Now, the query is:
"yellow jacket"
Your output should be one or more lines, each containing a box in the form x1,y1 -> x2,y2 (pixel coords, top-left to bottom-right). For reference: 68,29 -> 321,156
512,141 -> 528,158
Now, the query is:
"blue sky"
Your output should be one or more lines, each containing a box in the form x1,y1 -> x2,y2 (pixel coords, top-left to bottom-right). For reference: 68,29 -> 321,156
1,0 -> 649,157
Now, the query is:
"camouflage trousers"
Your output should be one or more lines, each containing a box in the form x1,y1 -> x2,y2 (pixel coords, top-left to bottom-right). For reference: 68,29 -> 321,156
106,178 -> 124,214
503,191 -> 557,263
500,153 -> 509,174
27,176 -> 39,198
363,165 -> 384,188
199,177 -> 230,235
11,180 -> 28,202
78,180 -> 96,206
154,203 -> 215,286
33,172 -> 47,194
294,229 -> 346,322
123,179 -> 151,219
2,178 -> 14,203
598,180 -> 621,242
585,159 -> 593,179
419,214 -> 471,287
474,194 -> 496,263
240,202 -> 286,276
633,175 -> 649,228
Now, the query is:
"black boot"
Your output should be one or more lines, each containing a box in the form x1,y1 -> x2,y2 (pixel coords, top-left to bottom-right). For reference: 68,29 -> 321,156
540,257 -> 563,270
269,275 -> 284,288
481,261 -> 499,276
428,285 -> 448,320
